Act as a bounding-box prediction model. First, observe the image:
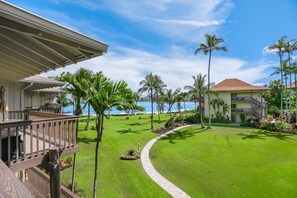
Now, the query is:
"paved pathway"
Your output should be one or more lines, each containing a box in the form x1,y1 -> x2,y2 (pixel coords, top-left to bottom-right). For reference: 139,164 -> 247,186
141,125 -> 193,198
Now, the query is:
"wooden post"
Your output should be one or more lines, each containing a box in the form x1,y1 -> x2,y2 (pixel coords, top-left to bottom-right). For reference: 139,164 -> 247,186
260,90 -> 263,119
71,119 -> 79,192
48,147 -> 61,198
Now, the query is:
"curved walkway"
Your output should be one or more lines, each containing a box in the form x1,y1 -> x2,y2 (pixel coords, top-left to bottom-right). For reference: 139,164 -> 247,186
141,125 -> 193,198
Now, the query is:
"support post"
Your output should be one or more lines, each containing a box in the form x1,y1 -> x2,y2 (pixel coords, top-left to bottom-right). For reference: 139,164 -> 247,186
71,153 -> 76,192
48,147 -> 61,198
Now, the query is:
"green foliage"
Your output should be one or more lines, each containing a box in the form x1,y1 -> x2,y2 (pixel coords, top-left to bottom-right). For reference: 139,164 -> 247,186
184,114 -> 199,124
240,114 -> 246,123
260,120 -> 293,133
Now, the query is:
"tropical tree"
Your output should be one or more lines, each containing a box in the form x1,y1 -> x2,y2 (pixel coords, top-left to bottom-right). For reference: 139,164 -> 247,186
86,72 -> 134,198
263,80 -> 283,116
153,75 -> 166,122
185,73 -> 208,128
179,92 -> 188,115
195,34 -> 228,128
138,73 -> 157,129
164,88 -> 181,115
266,36 -> 287,118
55,92 -> 71,113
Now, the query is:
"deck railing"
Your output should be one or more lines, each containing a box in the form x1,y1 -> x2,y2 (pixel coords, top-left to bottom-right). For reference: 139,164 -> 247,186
0,112 -> 78,171
27,167 -> 78,198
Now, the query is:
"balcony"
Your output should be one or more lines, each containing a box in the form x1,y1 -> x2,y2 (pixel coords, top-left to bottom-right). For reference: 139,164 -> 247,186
231,96 -> 252,102
0,111 -> 78,172
231,108 -> 251,114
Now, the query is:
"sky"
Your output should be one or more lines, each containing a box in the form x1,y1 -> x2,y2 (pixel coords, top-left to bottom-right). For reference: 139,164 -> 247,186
5,0 -> 297,91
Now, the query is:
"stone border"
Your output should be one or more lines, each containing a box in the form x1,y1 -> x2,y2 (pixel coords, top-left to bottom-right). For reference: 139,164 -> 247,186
141,125 -> 193,198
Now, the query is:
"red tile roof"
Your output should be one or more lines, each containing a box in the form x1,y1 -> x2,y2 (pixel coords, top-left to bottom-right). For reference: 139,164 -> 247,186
289,81 -> 297,88
210,78 -> 269,92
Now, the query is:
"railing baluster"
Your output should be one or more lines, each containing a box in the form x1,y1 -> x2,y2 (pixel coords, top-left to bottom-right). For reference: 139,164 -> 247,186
36,124 -> 39,157
30,125 -> 33,158
64,121 -> 67,149
0,128 -> 2,160
15,126 -> 19,163
54,122 -> 57,147
48,122 -> 51,148
22,125 -> 26,160
68,121 -> 71,148
7,127 -> 11,166
43,123 -> 45,154
58,121 -> 61,150
73,120 -> 77,146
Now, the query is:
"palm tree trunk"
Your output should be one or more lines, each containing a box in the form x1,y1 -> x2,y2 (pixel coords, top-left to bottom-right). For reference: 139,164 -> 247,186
157,93 -> 161,123
199,94 -> 205,128
280,56 -> 284,120
75,98 -> 81,116
93,114 -> 102,198
84,103 -> 91,131
288,53 -> 292,122
295,72 -> 297,123
183,101 -> 187,116
207,52 -> 212,128
150,89 -> 154,129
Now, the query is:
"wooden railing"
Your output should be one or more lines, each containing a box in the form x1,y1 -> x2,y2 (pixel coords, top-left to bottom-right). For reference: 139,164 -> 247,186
231,108 -> 251,113
26,106 -> 62,114
0,159 -> 34,198
0,113 -> 78,172
27,167 -> 78,198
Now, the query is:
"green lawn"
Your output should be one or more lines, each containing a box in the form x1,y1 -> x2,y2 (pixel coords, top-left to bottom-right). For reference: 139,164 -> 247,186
150,126 -> 297,198
61,114 -> 171,198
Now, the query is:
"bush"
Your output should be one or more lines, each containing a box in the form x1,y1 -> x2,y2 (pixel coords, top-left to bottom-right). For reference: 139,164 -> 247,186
260,120 -> 271,130
120,150 -> 140,160
65,182 -> 86,198
240,114 -> 246,123
165,116 -> 176,128
184,114 -> 199,124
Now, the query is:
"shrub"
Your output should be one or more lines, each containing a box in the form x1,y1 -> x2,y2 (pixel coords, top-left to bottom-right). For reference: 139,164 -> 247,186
184,115 -> 199,124
240,114 -> 246,123
260,120 -> 271,130
120,150 -> 140,160
65,182 -> 86,198
165,116 -> 176,128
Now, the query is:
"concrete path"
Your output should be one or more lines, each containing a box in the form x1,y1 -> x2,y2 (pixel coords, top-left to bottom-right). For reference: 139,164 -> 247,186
141,125 -> 193,198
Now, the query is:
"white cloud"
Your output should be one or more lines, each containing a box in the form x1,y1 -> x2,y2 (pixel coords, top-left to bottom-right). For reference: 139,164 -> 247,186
48,0 -> 234,42
43,47 -> 272,92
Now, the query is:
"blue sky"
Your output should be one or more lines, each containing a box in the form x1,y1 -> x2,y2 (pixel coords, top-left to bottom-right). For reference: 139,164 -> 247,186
6,0 -> 297,90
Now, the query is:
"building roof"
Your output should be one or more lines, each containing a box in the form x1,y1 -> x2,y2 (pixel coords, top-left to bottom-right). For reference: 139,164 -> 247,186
289,81 -> 297,89
19,75 -> 64,91
210,78 -> 269,92
0,1 -> 108,81
33,87 -> 62,93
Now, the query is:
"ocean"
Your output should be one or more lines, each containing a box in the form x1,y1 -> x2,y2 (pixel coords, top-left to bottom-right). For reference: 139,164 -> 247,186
63,101 -> 197,115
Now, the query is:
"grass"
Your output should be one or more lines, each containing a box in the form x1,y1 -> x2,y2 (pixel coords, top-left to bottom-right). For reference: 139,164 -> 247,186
150,125 -> 297,197
60,114 -> 172,198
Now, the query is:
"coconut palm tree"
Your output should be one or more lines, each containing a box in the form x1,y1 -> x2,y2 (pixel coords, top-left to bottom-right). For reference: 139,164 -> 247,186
153,75 -> 166,122
195,34 -> 228,128
179,92 -> 188,115
266,36 -> 287,118
87,72 -> 134,198
164,88 -> 181,115
61,68 -> 93,116
55,92 -> 71,113
138,73 -> 157,129
284,40 -> 297,114
185,73 -> 208,128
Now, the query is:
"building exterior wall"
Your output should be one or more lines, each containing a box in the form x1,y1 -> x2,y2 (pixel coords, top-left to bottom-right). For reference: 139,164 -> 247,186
204,90 -> 267,123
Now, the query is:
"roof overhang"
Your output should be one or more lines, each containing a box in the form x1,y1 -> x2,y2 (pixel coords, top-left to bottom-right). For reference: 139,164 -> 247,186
0,1 -> 108,81
19,76 -> 65,92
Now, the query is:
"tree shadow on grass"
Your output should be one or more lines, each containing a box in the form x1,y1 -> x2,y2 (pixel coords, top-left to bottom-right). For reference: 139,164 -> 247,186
117,128 -> 150,134
237,129 -> 296,141
160,127 -> 207,144
77,136 -> 97,144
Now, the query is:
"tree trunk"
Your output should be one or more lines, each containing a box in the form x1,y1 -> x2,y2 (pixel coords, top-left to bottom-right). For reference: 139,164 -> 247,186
199,94 -> 205,128
93,114 -> 102,198
280,55 -> 284,121
207,52 -> 212,129
84,103 -> 91,131
75,98 -> 81,116
295,72 -> 297,123
150,89 -> 154,129
183,101 -> 187,116
156,93 -> 161,123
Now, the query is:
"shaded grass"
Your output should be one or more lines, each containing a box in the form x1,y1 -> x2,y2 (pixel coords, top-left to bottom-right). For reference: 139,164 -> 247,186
151,126 -> 297,197
61,114 -> 171,198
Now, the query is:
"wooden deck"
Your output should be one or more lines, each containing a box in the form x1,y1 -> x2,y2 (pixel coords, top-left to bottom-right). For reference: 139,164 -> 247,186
1,111 -> 79,172
0,159 -> 34,198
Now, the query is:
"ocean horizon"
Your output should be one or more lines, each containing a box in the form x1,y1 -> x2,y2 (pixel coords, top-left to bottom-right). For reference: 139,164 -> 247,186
63,101 -> 197,116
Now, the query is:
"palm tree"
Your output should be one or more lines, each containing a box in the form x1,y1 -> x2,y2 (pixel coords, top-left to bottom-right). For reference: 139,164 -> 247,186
185,73 -> 208,128
266,36 -> 287,118
153,75 -> 166,122
164,88 -> 181,115
55,92 -> 71,113
195,34 -> 228,128
61,68 -> 93,116
179,92 -> 188,115
139,73 -> 157,129
284,40 -> 297,115
87,72 -> 134,198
